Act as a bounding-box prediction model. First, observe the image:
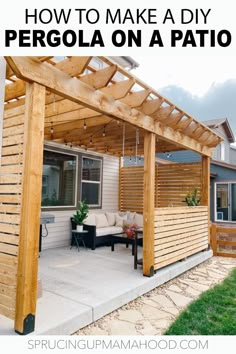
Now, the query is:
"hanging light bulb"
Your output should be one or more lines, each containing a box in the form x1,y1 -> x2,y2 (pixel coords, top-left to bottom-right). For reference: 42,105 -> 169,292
70,142 -> 73,148
83,119 -> 87,130
90,136 -> 93,145
102,125 -> 106,137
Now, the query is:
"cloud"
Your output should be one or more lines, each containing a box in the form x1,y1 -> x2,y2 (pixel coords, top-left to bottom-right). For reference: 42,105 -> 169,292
159,79 -> 236,134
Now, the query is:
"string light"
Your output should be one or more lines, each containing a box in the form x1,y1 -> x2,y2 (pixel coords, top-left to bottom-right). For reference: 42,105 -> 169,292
83,119 -> 87,130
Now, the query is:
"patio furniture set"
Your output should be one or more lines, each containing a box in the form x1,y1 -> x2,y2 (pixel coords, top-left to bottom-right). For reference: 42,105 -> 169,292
71,211 -> 143,268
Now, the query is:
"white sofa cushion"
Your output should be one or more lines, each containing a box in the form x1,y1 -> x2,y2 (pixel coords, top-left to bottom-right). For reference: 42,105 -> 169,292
134,213 -> 143,227
105,212 -> 116,226
115,214 -> 127,227
84,214 -> 96,226
96,226 -> 123,237
95,213 -> 109,228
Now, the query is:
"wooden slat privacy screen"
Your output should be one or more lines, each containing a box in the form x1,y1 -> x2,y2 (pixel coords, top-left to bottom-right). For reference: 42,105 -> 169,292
154,206 -> 209,270
120,162 -> 202,212
156,162 -> 202,207
0,106 -> 24,319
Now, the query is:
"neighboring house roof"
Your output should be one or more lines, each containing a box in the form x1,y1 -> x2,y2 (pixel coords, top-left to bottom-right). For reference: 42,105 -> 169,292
211,159 -> 236,171
203,118 -> 235,143
108,56 -> 139,70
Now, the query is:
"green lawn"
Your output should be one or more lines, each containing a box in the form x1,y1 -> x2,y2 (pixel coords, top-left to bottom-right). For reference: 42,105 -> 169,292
165,268 -> 236,335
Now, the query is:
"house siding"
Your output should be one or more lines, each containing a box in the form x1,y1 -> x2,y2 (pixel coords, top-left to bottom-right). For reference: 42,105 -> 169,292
41,151 -> 119,250
210,125 -> 231,163
230,147 -> 236,164
210,163 -> 236,221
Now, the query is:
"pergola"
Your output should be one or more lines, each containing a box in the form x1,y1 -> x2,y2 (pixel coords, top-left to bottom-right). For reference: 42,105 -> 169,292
0,56 -> 222,334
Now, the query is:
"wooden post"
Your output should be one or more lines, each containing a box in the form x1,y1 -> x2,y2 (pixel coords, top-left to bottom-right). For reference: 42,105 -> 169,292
14,83 -> 45,335
211,223 -> 217,256
143,132 -> 155,276
201,156 -> 210,244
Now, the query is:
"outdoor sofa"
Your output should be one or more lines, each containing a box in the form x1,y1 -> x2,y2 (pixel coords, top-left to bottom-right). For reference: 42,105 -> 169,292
71,211 -> 143,250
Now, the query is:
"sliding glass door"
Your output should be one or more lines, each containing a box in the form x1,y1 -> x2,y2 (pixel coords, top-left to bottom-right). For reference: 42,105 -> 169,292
215,182 -> 236,222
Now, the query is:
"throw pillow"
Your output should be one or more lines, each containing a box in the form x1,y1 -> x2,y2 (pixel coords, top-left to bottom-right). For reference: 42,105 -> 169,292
105,212 -> 116,226
134,213 -> 143,228
84,214 -> 96,226
115,214 -> 127,227
95,214 -> 109,228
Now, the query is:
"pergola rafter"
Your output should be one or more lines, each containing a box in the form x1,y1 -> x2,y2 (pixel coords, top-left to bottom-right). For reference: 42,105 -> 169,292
4,56 -> 222,157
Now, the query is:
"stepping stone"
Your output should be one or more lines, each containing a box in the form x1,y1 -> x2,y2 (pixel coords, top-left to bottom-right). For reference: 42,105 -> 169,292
142,298 -> 162,308
140,304 -> 172,320
118,309 -> 143,323
110,319 -> 137,335
179,280 -> 209,292
185,286 -> 201,297
140,320 -> 160,335
151,294 -> 175,308
168,285 -> 182,293
164,307 -> 180,316
155,318 -> 172,330
165,290 -> 192,307
207,271 -> 225,279
86,327 -> 109,335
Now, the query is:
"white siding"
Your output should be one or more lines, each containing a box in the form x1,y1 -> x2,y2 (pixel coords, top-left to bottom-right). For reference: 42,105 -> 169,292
41,152 -> 119,250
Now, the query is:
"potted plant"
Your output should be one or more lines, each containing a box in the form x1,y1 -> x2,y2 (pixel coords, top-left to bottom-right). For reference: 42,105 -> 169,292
182,188 -> 201,206
123,223 -> 139,238
73,200 -> 89,231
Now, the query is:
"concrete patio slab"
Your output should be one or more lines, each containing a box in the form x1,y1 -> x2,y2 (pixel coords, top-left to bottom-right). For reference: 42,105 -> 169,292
0,245 -> 213,335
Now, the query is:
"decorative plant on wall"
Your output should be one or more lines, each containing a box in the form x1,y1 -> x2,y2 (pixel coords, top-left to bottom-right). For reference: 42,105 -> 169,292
182,188 -> 201,206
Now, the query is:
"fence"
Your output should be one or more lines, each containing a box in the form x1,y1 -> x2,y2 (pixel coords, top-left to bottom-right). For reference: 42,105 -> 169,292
211,224 -> 236,258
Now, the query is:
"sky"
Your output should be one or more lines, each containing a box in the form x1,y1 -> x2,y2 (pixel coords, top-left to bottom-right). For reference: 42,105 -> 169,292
135,56 -> 236,97
133,56 -> 236,140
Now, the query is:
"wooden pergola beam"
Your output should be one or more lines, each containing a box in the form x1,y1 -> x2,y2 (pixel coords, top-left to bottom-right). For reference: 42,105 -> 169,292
6,56 -> 213,157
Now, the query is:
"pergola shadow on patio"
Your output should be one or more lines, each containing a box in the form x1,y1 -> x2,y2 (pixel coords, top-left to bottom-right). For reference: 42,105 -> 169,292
0,56 -> 222,334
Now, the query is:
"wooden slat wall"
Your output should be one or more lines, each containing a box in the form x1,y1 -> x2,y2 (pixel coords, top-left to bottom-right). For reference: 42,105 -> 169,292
156,162 -> 202,207
120,166 -> 144,213
120,162 -> 202,212
0,106 -> 24,319
154,206 -> 209,270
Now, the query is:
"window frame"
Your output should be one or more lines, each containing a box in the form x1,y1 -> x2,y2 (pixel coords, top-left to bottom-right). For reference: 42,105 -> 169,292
41,147 -> 78,210
214,181 -> 236,223
41,146 -> 103,211
80,155 -> 103,208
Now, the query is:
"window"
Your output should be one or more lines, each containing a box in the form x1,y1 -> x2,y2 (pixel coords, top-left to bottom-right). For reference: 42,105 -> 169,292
81,157 -> 102,207
215,182 -> 236,222
220,142 -> 225,161
41,150 -> 77,207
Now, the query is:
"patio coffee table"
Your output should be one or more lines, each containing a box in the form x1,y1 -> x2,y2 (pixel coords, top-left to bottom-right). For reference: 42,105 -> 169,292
111,231 -> 143,269
110,233 -> 135,255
